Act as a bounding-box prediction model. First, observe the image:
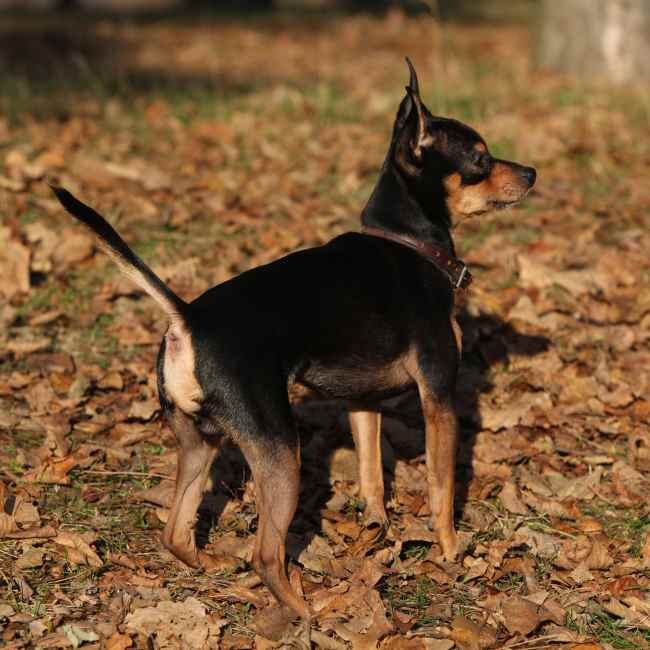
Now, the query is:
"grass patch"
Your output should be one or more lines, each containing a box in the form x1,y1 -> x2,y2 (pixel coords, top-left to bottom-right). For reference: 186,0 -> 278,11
383,577 -> 435,614
568,604 -> 650,649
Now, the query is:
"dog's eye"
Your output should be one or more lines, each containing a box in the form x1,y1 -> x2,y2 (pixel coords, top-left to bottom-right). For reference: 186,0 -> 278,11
471,150 -> 486,167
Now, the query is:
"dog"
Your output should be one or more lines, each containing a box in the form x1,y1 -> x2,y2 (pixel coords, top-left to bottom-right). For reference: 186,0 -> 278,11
51,58 -> 535,636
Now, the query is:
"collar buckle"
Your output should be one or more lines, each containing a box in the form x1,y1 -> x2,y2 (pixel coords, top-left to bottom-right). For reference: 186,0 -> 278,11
455,263 -> 469,289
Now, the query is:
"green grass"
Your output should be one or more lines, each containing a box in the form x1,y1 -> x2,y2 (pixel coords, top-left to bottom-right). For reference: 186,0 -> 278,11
458,221 -> 497,253
302,82 -> 363,125
492,571 -> 524,593
568,604 -> 650,649
383,577 -> 434,613
401,542 -> 431,562
16,287 -> 57,319
489,137 -> 517,161
506,226 -> 542,245
579,502 -> 650,558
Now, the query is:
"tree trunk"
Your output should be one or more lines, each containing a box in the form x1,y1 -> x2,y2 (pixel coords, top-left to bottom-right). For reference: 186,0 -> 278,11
534,0 -> 650,82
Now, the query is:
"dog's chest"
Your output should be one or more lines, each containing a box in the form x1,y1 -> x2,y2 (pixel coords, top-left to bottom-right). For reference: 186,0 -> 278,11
294,353 -> 414,402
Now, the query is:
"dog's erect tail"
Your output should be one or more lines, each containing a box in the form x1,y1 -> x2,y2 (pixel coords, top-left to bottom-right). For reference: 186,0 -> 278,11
50,186 -> 187,321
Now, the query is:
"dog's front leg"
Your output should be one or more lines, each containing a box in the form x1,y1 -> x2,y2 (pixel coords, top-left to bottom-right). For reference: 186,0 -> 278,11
348,405 -> 388,529
417,389 -> 459,561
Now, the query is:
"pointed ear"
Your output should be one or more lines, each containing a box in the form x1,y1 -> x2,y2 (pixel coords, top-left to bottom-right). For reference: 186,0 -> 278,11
393,58 -> 434,176
405,85 -> 431,161
405,56 -> 420,95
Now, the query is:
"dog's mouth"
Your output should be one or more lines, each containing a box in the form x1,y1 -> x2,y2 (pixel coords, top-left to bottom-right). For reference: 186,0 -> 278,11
490,187 -> 532,211
491,199 -> 517,210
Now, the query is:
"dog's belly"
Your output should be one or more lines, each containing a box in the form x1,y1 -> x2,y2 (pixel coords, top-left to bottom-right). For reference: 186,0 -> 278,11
294,358 -> 414,402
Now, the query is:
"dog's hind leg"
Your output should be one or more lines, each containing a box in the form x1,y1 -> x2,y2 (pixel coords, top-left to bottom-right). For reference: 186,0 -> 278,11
162,409 -> 221,569
239,430 -> 311,624
348,405 -> 388,529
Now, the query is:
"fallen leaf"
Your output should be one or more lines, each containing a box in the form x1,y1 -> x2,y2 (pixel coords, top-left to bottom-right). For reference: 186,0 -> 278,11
105,632 -> 133,650
62,624 -> 99,649
128,398 -> 159,421
24,455 -> 78,485
125,597 -> 225,649
498,481 -> 528,515
16,548 -> 45,570
54,531 -> 102,568
0,227 -> 30,298
501,595 -> 564,636
448,615 -> 496,650
51,231 -> 94,267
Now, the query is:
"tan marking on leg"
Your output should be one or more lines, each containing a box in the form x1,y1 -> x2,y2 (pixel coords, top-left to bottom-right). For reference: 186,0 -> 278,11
163,323 -> 203,414
417,388 -> 459,561
162,409 -> 220,568
348,405 -> 387,527
240,439 -> 311,621
451,310 -> 462,358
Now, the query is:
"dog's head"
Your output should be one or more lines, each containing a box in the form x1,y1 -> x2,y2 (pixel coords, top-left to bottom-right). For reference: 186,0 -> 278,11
389,58 -> 536,222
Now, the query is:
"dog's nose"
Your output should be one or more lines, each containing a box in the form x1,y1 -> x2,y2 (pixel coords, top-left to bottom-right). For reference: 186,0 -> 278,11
522,166 -> 536,187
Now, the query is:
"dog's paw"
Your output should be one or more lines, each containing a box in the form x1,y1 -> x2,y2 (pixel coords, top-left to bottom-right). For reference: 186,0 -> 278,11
359,498 -> 389,531
439,528 -> 459,563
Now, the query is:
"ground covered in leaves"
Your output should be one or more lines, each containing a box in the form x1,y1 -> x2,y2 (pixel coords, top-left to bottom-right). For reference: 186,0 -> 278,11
1,8 -> 650,650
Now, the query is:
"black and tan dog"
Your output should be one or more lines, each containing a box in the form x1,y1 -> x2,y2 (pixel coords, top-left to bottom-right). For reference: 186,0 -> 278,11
51,59 -> 535,632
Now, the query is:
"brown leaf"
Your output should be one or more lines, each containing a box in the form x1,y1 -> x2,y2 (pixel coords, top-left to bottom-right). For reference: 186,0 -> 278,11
106,552 -> 138,571
498,481 -> 528,515
0,227 -> 30,298
3,525 -> 57,540
51,231 -> 94,267
110,422 -> 153,447
134,480 -> 175,508
577,517 -> 604,535
311,631 -> 348,650
0,512 -> 17,537
501,595 -> 564,636
334,624 -> 379,650
251,605 -> 293,641
462,556 -> 489,582
105,633 -> 133,650
522,491 -> 581,519
517,255 -> 611,295
124,598 -> 225,648
7,337 -> 51,357
14,500 -> 40,527
569,562 -> 594,585
128,398 -> 159,421
24,455 -> 77,485
480,391 -> 553,431
449,616 -> 496,650
585,538 -> 613,570
98,371 -> 124,391
223,585 -> 267,609
603,597 -> 650,630
54,531 -> 102,568
15,548 -> 44,570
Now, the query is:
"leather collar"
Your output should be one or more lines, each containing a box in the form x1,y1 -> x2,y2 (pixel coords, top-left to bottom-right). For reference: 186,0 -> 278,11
361,226 -> 472,290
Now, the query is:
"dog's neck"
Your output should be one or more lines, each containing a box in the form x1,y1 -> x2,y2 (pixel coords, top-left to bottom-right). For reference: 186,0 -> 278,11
360,164 -> 456,256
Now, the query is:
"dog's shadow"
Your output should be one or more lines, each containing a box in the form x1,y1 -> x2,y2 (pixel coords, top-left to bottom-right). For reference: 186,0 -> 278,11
195,309 -> 549,558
